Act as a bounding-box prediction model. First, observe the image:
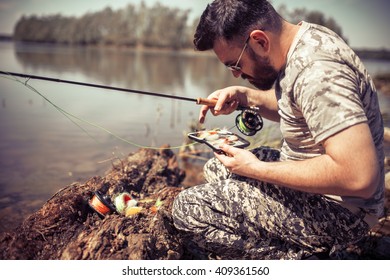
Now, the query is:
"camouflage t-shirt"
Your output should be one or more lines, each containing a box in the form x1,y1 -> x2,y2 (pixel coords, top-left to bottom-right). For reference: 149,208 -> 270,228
276,22 -> 385,217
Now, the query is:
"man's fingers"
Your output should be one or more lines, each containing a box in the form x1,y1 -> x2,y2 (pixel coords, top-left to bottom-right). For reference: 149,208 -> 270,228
198,88 -> 239,123
199,105 -> 210,123
214,94 -> 228,112
216,144 -> 239,158
220,144 -> 236,155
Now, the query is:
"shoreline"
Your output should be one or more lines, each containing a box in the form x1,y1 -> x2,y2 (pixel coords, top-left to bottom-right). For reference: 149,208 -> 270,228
3,38 -> 390,61
374,73 -> 390,96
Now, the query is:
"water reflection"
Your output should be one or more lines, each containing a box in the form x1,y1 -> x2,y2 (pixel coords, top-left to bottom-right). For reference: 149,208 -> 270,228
14,43 -> 238,96
11,43 -> 254,150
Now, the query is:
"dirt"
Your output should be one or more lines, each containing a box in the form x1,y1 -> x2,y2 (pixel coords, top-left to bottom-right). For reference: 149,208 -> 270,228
0,147 -> 389,260
0,148 -> 188,260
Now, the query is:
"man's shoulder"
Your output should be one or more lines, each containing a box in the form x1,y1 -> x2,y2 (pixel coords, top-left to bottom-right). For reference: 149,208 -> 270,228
284,22 -> 358,85
291,22 -> 353,65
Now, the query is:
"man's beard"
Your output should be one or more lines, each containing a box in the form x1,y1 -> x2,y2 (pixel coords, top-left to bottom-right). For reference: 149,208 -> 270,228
242,50 -> 279,90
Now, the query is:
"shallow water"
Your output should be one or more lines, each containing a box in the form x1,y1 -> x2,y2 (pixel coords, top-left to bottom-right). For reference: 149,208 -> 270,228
0,41 -> 389,232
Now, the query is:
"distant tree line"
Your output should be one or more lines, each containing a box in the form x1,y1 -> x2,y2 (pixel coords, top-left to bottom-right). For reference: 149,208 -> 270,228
355,49 -> 390,60
14,3 -> 192,49
277,4 -> 348,43
12,2 -> 354,50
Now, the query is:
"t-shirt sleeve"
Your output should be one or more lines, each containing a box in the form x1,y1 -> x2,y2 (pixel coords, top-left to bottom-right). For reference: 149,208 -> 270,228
293,60 -> 368,143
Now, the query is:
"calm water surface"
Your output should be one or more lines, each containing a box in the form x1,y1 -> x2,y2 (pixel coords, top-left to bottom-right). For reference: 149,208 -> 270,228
1,41 -> 389,232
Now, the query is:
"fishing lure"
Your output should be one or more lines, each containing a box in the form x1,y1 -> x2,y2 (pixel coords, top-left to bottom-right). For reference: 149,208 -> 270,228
188,128 -> 250,152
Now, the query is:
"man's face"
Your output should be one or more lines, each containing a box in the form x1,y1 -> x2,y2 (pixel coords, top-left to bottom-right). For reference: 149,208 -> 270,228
242,47 -> 279,90
213,37 -> 279,90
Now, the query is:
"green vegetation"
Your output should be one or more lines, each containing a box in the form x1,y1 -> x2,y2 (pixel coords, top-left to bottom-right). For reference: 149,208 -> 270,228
277,4 -> 348,43
276,4 -> 389,61
355,49 -> 390,60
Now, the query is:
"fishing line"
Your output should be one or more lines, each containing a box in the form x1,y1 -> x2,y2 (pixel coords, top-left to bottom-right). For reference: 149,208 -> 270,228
0,71 -> 217,107
3,73 -> 98,142
1,71 -> 264,148
235,108 -> 263,136
88,190 -> 116,217
1,73 -> 197,150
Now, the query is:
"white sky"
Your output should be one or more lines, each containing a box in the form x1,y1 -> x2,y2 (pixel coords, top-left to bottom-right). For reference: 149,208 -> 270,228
0,0 -> 389,49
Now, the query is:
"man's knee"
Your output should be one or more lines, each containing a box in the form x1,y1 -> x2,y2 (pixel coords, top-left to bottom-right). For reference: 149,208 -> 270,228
172,189 -> 185,218
172,188 -> 197,232
203,157 -> 230,183
172,185 -> 217,233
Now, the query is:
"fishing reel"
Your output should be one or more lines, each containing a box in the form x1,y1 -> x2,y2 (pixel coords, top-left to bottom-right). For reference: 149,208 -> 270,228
235,108 -> 263,136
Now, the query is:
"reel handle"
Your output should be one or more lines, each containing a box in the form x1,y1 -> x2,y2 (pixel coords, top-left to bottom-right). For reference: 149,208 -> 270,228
196,98 -> 244,111
196,98 -> 217,107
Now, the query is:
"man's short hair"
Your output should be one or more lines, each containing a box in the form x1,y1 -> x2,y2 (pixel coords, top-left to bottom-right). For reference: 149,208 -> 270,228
194,0 -> 283,51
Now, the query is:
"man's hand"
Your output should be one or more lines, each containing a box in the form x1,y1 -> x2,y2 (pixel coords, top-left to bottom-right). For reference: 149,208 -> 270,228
199,86 -> 247,123
199,86 -> 280,123
214,144 -> 261,178
214,123 -> 379,199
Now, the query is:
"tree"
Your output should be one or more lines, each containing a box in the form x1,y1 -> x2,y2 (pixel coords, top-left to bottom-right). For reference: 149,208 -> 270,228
277,4 -> 348,44
12,2 -> 348,49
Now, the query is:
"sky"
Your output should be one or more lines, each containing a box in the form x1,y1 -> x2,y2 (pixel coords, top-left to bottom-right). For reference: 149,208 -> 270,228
0,0 -> 389,49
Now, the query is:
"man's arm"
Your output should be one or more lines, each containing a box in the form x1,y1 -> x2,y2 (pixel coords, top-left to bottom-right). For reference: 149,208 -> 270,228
216,122 -> 379,198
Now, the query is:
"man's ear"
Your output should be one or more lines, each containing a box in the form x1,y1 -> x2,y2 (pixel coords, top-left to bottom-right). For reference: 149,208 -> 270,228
249,30 -> 270,53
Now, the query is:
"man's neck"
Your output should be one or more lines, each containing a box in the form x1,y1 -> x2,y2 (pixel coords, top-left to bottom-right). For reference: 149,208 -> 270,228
275,21 -> 301,70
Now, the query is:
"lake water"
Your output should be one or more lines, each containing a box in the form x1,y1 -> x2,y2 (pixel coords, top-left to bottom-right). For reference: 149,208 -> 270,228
1,41 -> 389,232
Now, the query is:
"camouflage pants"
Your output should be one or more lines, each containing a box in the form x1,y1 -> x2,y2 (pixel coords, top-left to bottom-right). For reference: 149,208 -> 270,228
172,147 -> 370,259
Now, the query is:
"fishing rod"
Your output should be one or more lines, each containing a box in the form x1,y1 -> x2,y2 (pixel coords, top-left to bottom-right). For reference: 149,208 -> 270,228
0,70 -> 217,107
0,70 -> 263,136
